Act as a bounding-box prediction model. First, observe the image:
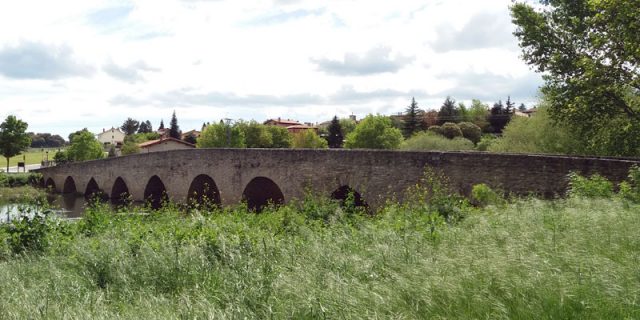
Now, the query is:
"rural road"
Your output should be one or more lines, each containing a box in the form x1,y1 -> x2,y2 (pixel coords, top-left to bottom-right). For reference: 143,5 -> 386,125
2,164 -> 42,173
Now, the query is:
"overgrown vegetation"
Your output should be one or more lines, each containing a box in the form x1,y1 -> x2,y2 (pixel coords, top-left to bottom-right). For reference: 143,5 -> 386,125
0,170 -> 638,318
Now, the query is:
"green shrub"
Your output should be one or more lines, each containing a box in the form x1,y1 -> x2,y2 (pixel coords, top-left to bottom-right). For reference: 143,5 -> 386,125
618,165 -> 640,202
471,183 -> 501,207
401,132 -> 474,151
441,122 -> 463,139
458,122 -> 482,144
405,167 -> 470,222
4,210 -> 54,255
0,173 -> 41,187
427,125 -> 443,136
476,135 -> 496,151
567,172 -> 613,198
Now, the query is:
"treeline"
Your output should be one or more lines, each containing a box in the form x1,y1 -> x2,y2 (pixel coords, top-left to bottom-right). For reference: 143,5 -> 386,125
28,133 -> 66,148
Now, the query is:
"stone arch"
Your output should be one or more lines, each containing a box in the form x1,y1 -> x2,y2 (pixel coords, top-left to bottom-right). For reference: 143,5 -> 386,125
187,174 -> 221,207
62,176 -> 77,194
242,177 -> 285,212
111,177 -> 131,206
45,178 -> 56,191
144,175 -> 168,209
331,185 -> 368,209
85,177 -> 106,200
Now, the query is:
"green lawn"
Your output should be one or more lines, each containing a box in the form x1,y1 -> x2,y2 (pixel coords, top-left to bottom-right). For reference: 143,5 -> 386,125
0,194 -> 638,319
1,148 -> 62,168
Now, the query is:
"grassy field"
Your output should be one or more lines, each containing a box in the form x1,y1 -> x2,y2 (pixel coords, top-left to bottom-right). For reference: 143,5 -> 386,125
0,191 -> 638,318
1,148 -> 62,168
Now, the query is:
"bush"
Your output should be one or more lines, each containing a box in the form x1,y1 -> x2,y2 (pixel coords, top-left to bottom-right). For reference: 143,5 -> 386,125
401,132 -> 474,151
567,172 -> 613,198
344,114 -> 403,149
121,142 -> 140,155
4,210 -> 53,254
458,122 -> 482,144
292,130 -> 328,149
441,122 -> 463,139
54,150 -> 68,165
619,165 -> 640,202
0,173 -> 41,187
427,125 -> 443,136
476,135 -> 496,151
471,183 -> 502,207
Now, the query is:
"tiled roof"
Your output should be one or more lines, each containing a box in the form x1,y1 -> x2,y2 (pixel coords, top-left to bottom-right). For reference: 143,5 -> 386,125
138,137 -> 195,148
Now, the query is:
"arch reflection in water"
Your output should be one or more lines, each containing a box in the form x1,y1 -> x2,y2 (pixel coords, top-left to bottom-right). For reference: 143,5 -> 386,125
242,177 -> 284,212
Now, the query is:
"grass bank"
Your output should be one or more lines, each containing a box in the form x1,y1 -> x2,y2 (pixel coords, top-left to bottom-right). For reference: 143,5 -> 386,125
0,194 -> 638,319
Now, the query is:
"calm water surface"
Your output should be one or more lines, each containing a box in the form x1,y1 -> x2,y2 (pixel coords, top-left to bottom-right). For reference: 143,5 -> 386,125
1,194 -> 120,222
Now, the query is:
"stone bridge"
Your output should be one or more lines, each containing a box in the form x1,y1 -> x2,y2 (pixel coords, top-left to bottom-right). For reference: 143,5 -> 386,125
34,149 -> 640,210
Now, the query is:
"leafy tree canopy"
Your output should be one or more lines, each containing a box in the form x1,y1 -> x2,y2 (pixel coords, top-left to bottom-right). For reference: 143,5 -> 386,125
511,0 -> 640,156
66,130 -> 104,162
121,118 -> 140,136
0,115 -> 31,172
292,130 -> 328,149
437,96 -> 459,125
344,114 -> 403,149
197,123 -> 245,148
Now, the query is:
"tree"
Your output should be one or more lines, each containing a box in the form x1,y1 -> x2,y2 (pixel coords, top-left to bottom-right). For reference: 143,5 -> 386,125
121,141 -> 140,155
421,110 -> 439,129
239,121 -> 273,148
339,118 -> 357,137
69,128 -> 90,143
66,130 -> 104,162
138,120 -> 152,134
183,133 -> 198,145
197,123 -> 245,148
505,96 -> 515,115
469,99 -> 490,132
292,130 -> 328,149
403,97 -> 421,138
511,0 -> 640,156
159,119 -> 165,130
326,116 -> 343,148
488,100 -> 511,133
121,118 -> 140,135
267,126 -> 292,148
518,103 -> 527,112
437,96 -> 459,125
344,114 -> 403,149
0,115 -> 31,172
169,111 -> 181,139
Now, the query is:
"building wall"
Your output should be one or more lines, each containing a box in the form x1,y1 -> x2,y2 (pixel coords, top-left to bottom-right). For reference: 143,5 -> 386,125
36,149 -> 640,210
97,128 -> 126,145
140,141 -> 194,153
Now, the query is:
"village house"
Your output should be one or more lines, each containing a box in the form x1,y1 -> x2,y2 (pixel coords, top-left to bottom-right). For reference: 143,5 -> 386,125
138,137 -> 195,153
263,118 -> 319,134
96,127 -> 126,146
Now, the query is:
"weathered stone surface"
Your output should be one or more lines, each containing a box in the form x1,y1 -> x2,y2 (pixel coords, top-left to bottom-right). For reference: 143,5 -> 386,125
34,149 -> 640,209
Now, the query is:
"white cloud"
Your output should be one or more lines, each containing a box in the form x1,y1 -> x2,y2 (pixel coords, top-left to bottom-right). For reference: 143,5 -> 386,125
0,0 -> 542,138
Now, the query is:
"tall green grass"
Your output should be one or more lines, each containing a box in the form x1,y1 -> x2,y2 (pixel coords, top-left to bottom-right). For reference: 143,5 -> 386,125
0,194 -> 638,318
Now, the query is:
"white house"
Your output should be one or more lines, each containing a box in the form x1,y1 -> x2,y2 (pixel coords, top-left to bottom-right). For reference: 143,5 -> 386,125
96,128 -> 126,146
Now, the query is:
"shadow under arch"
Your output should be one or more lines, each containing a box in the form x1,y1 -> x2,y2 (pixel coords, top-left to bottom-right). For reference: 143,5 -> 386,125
45,178 -> 56,191
111,177 -> 131,206
63,176 -> 77,194
331,185 -> 369,209
242,177 -> 284,212
85,177 -> 107,201
188,174 -> 221,208
144,175 -> 168,210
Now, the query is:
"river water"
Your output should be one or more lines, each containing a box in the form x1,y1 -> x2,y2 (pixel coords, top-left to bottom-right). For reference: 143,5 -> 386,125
0,194 -> 103,222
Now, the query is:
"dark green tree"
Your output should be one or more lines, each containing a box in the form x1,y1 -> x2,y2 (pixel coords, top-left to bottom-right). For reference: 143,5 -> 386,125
138,120 -> 152,134
69,128 -> 90,143
518,103 -> 527,112
403,97 -> 421,138
169,111 -> 181,139
183,133 -> 198,145
488,100 -> 511,134
511,0 -> 640,156
326,116 -> 343,148
0,115 -> 31,172
505,96 -> 515,115
437,96 -> 459,125
158,119 -> 165,130
121,118 -> 140,135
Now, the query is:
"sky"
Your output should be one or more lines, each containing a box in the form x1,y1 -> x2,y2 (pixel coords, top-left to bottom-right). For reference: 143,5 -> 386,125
0,0 -> 543,138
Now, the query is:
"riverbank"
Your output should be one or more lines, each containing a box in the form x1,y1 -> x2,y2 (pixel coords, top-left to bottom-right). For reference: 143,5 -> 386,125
0,193 -> 638,318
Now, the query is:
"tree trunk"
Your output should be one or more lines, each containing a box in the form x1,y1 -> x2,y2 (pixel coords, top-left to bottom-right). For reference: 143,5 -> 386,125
5,157 -> 8,173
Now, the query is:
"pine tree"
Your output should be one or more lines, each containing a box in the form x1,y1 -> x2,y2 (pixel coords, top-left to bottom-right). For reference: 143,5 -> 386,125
159,119 -> 165,130
505,96 -> 515,114
437,96 -> 459,125
326,116 -> 343,148
518,103 -> 527,112
169,111 -> 181,139
403,97 -> 420,138
488,100 -> 511,133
